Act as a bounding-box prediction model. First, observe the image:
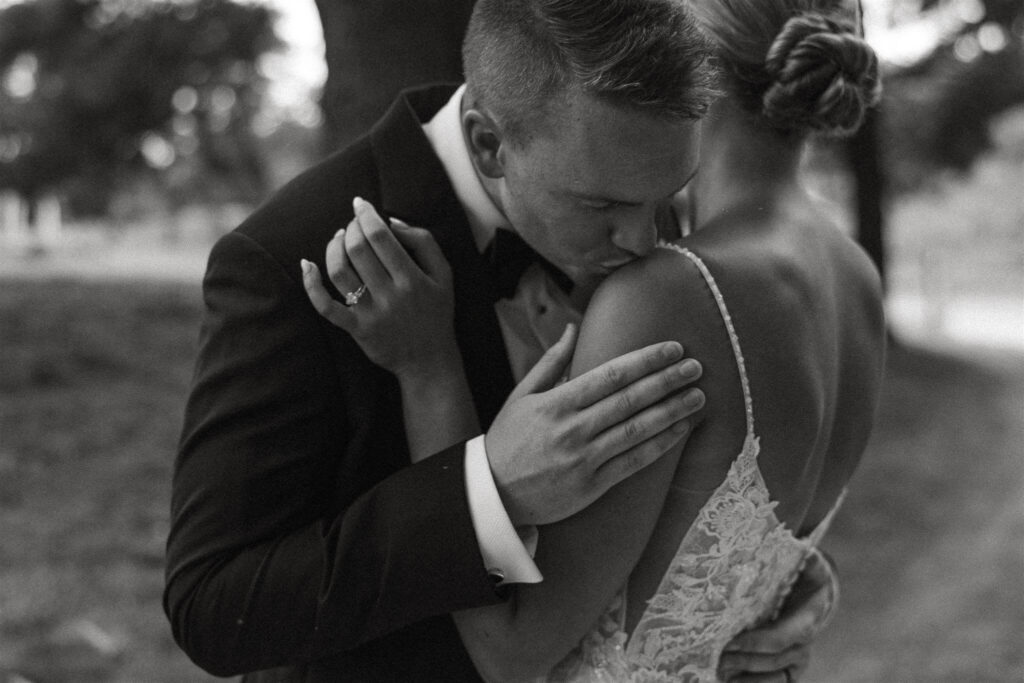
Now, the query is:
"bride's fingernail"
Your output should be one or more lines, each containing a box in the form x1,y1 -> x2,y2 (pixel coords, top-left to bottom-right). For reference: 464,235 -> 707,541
300,259 -> 313,276
335,228 -> 345,239
353,196 -> 367,213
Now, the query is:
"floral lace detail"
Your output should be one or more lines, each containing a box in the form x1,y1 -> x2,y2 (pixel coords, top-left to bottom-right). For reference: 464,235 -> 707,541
546,593 -> 631,683
545,244 -> 843,682
623,433 -> 822,682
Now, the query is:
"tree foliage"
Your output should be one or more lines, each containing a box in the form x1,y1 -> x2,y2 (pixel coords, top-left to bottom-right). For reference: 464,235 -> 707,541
0,0 -> 280,213
880,0 -> 1024,191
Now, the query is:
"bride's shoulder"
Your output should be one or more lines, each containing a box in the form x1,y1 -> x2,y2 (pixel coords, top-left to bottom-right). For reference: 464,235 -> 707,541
586,246 -> 711,328
576,245 -> 734,369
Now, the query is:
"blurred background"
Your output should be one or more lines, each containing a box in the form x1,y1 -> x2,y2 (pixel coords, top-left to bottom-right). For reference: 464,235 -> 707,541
0,0 -> 1020,680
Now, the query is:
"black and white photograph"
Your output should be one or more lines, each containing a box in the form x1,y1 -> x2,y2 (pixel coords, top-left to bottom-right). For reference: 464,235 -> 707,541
1,0 -> 1021,681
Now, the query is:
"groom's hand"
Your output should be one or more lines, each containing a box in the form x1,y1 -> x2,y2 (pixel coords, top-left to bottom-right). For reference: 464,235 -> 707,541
718,548 -> 839,682
485,324 -> 704,526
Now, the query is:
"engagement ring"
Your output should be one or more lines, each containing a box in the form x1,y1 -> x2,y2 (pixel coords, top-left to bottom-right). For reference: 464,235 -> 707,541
343,284 -> 367,307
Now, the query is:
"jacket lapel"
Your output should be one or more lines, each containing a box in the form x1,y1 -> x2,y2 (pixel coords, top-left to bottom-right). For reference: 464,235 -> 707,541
368,85 -> 515,429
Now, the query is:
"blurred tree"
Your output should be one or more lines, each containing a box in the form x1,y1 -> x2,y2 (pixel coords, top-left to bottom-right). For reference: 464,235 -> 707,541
845,0 -> 1024,287
0,0 -> 280,217
845,108 -> 888,285
311,0 -> 1024,288
313,0 -> 475,150
882,1 -> 1024,190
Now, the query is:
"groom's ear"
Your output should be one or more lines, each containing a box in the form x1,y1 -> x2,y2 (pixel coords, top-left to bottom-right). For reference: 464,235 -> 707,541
463,108 -> 506,180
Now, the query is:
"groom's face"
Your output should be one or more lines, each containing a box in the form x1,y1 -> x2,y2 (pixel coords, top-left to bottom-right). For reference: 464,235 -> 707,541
487,92 -> 701,283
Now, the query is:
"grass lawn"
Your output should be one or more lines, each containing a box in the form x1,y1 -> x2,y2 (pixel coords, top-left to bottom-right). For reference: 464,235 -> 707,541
0,279 -> 219,682
1,276 -> 1021,682
809,342 -> 1024,682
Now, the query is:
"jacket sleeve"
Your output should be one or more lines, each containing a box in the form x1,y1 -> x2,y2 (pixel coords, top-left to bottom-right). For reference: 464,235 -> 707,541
163,230 -> 499,676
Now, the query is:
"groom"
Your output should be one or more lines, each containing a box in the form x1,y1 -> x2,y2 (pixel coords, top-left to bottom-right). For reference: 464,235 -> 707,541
165,0 -> 834,680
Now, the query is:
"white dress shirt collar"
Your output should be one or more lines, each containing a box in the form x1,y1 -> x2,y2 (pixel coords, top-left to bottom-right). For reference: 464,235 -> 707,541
422,84 -> 509,254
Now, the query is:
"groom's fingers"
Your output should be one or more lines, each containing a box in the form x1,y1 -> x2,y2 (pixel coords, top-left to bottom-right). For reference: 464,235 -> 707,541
725,614 -> 816,655
722,667 -> 804,683
579,355 -> 703,440
718,644 -> 810,681
553,341 -> 685,410
795,547 -> 840,630
507,324 -> 578,402
724,550 -> 835,656
593,415 -> 692,487
485,342 -> 704,526
722,674 -> 787,683
591,385 -> 702,472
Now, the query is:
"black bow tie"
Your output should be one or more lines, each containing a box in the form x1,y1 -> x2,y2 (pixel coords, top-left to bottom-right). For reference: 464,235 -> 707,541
483,229 -> 573,300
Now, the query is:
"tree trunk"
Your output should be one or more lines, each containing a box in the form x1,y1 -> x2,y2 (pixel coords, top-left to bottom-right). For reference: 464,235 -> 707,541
847,106 -> 888,289
313,0 -> 476,152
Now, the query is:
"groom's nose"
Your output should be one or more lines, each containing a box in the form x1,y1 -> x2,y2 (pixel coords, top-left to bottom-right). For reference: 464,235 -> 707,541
610,207 -> 658,257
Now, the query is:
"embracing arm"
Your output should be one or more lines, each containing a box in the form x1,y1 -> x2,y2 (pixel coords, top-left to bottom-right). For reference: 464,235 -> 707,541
164,232 -> 498,675
450,261 -> 705,681
297,206 -> 706,680
302,200 -> 483,462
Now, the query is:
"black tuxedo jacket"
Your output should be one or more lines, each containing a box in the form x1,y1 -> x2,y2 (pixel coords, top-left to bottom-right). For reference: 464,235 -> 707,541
165,85 -> 520,681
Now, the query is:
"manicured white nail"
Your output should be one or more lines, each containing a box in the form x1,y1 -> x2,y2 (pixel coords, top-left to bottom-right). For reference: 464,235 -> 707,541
335,228 -> 345,239
352,196 -> 366,213
300,259 -> 313,276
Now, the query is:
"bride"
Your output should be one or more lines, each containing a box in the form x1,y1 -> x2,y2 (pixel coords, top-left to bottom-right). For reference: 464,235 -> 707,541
303,0 -> 885,680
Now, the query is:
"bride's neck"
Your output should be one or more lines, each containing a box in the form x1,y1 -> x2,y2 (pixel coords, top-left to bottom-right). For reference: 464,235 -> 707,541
692,100 -> 803,229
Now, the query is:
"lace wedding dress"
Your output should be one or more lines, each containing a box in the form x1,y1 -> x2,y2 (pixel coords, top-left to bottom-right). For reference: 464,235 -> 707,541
547,244 -> 845,682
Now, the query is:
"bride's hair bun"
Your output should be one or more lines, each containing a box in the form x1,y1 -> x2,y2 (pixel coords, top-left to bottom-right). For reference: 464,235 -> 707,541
761,13 -> 881,136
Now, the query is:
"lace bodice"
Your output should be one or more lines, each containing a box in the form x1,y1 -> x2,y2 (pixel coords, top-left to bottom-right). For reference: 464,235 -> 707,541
546,244 -> 844,682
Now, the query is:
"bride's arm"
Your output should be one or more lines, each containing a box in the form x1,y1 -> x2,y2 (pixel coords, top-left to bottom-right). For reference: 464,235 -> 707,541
453,256 -> 707,681
303,206 -> 704,680
302,200 -> 481,460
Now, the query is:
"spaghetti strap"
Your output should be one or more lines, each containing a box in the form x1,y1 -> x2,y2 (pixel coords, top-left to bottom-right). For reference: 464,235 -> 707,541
806,487 -> 848,545
658,242 -> 755,436
547,243 -> 852,682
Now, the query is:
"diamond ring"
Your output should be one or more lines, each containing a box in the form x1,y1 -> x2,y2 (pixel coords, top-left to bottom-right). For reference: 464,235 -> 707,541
343,284 -> 367,307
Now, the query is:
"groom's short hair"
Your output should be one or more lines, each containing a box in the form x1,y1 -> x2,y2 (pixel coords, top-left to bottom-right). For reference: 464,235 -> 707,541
462,0 -> 718,145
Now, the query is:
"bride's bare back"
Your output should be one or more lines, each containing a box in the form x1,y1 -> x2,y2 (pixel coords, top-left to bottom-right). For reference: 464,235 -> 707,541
548,200 -> 885,679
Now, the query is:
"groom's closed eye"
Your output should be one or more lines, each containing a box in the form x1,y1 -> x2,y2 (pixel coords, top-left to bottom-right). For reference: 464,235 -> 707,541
581,200 -> 627,211
576,197 -> 641,211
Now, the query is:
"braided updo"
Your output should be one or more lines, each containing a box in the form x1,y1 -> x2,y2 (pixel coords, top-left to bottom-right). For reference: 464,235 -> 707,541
690,1 -> 881,136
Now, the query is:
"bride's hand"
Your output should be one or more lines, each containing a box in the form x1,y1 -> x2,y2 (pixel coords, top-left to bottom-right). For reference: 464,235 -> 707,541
302,197 -> 458,381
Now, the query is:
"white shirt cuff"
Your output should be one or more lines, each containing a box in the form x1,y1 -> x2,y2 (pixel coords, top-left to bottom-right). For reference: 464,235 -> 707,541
464,434 -> 543,585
